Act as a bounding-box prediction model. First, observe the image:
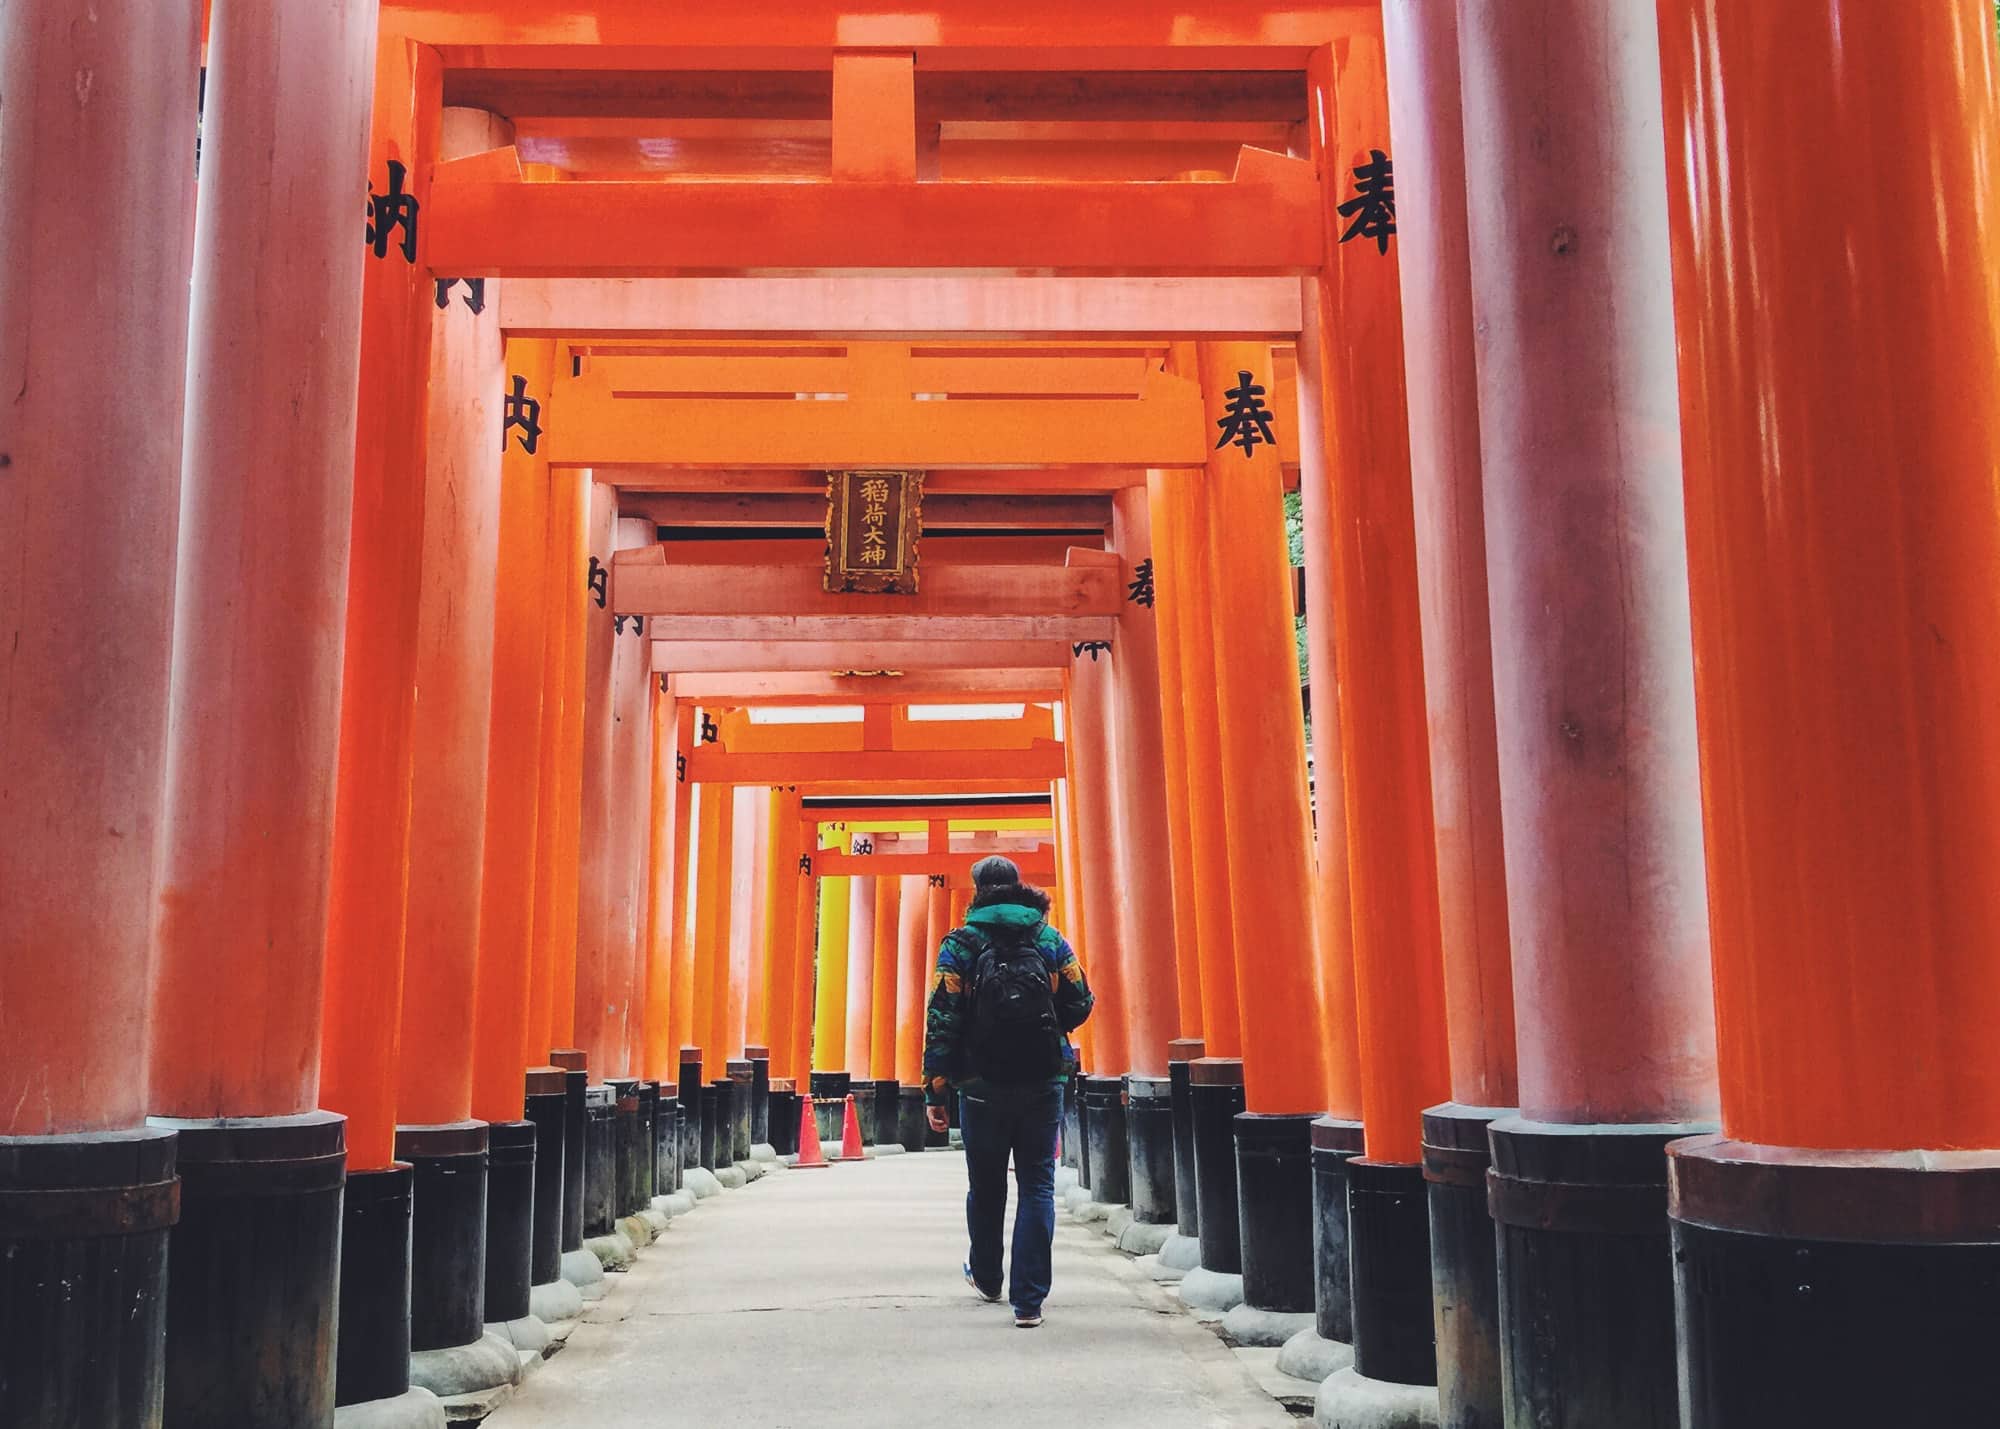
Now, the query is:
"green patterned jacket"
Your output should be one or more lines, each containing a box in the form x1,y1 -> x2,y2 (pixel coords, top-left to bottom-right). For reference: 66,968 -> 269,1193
921,897 -> 1093,1106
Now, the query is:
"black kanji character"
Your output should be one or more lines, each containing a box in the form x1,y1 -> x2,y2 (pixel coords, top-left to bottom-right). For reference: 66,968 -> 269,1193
586,556 -> 608,609
1337,150 -> 1396,255
700,714 -> 719,744
434,278 -> 486,315
1126,557 -> 1156,608
366,159 -> 419,262
502,375 -> 542,455
1072,640 -> 1112,662
1215,371 -> 1277,456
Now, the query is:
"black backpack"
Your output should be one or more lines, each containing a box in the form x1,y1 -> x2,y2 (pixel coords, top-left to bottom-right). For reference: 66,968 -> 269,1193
962,923 -> 1066,1086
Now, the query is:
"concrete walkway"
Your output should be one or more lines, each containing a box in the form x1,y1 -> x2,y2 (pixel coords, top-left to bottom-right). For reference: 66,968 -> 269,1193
488,1151 -> 1293,1428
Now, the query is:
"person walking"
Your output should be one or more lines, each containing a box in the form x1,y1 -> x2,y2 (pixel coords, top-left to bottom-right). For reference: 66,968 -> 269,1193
923,855 -> 1094,1328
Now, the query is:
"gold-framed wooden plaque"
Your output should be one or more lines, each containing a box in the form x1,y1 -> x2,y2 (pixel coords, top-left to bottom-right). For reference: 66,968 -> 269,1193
824,469 -> 923,594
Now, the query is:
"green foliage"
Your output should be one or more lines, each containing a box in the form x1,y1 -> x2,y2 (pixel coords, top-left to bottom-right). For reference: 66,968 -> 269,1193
1284,489 -> 1310,739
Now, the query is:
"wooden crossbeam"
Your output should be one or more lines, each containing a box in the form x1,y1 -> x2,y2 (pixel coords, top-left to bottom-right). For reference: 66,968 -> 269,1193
665,671 -> 1065,705
813,849 -> 1056,880
651,639 -> 1071,673
621,492 -> 1112,530
547,363 -> 1206,469
499,275 -> 1304,339
646,614 -> 1115,643
612,553 -> 1121,617
685,744 -> 1065,785
429,147 -> 1319,277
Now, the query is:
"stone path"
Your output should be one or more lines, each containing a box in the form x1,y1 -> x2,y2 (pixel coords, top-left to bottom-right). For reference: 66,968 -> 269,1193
487,1151 -> 1294,1428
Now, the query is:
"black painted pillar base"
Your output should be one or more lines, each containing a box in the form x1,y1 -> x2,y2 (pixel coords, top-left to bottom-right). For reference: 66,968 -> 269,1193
158,1111 -> 346,1427
1126,1076 -> 1177,1224
0,1126 -> 179,1428
1348,1157 -> 1436,1388
550,1051 -> 588,1253
725,1061 -> 755,1164
654,1083 -> 681,1194
1489,1117 -> 1702,1429
872,1079 -> 901,1147
810,1071 -> 850,1146
522,1068 -> 567,1285
767,1083 -> 798,1157
1189,1059 -> 1246,1273
635,1082 -> 659,1204
1061,1071 -> 1084,1171
606,1079 -> 641,1218
1311,1117 -> 1364,1344
677,1052 -> 703,1179
582,1088 -> 617,1237
1423,1104 -> 1510,1429
699,1083 -> 725,1171
1167,1039 -> 1204,1238
394,1121 -> 489,1354
1235,1112 -> 1315,1313
335,1162 -> 412,1410
483,1120 -> 536,1325
1083,1075 -> 1131,1204
1074,1077 -> 1094,1191
745,1048 -> 772,1146
1667,1134 -> 2000,1427
896,1087 -> 928,1153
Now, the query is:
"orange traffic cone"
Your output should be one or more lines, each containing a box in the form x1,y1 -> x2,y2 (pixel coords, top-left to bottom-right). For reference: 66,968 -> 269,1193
839,1094 -> 865,1161
793,1094 -> 829,1169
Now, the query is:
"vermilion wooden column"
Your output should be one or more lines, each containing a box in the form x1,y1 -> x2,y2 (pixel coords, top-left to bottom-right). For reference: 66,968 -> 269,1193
844,876 -> 879,1080
0,3 -> 197,1422
1106,497 -> 1183,1077
1143,472 -> 1205,1043
722,785 -> 762,1061
811,829 -> 853,1076
741,788 -> 774,1053
1192,338 -> 1333,1326
891,874 -> 931,1147
1149,390 -> 1244,1060
868,875 -> 902,1116
1381,5 -> 1519,1423
391,112 -> 518,1379
785,842 -> 819,1089
571,487 -> 620,1079
1658,6 -> 2000,1422
150,6 -> 380,1425
664,709 -> 699,1066
762,789 -> 806,1083
689,783 -> 730,1071
641,687 -> 685,1084
1301,21 -> 1451,1413
1457,3 -> 1718,1423
1065,658 -> 1131,1074
529,473 -> 586,1063
601,518 -> 656,1078
547,479 -> 592,1059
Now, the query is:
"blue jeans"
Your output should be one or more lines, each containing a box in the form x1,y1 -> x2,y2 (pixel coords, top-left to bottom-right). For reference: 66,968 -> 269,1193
959,1083 -> 1064,1315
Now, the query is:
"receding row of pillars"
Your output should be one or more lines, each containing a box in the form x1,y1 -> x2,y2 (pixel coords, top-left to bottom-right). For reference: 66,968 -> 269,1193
8,3 -> 2000,1427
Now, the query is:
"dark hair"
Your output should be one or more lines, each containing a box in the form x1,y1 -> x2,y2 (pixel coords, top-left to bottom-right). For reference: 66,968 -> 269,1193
969,881 -> 1052,916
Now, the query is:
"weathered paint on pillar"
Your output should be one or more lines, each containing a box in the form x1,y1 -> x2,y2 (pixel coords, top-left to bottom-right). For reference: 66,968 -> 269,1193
471,337 -> 553,1123
548,477 -> 592,1053
1,0 -> 198,1137
1660,0 -> 1999,1151
1105,499 -> 1182,1076
1194,341 -> 1328,1116
844,876 -> 879,1079
1066,659 -> 1131,1074
317,29 -> 442,1170
1144,472 -> 1205,1043
870,875 -> 901,1082
398,119 -> 507,1126
1457,0 -> 1715,1128
1303,30 -> 1450,1159
153,2 -> 383,1128
1382,0 -> 1517,1111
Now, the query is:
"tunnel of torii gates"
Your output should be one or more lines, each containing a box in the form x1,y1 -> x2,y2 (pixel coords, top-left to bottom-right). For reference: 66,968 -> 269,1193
4,2 -> 2000,1428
